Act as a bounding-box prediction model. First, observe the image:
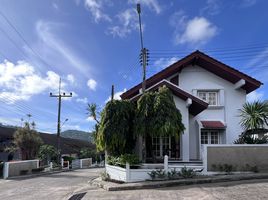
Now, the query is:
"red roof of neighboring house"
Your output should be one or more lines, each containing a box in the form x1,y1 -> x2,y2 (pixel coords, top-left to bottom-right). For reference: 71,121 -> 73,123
201,121 -> 225,129
131,80 -> 209,116
121,50 -> 262,99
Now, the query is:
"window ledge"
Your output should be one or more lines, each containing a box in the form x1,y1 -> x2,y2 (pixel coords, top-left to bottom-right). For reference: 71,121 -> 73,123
207,105 -> 224,109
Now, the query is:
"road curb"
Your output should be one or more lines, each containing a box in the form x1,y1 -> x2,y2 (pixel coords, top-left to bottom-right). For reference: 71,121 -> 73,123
90,173 -> 268,191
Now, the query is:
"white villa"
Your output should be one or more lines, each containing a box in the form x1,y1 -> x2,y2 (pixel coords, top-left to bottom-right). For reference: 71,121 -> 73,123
121,50 -> 262,163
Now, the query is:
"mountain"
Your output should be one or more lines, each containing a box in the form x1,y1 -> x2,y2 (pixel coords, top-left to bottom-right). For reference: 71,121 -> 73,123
60,130 -> 93,142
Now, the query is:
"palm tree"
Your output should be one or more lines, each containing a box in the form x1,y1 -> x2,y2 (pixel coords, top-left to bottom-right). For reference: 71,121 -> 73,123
239,101 -> 268,133
86,103 -> 100,124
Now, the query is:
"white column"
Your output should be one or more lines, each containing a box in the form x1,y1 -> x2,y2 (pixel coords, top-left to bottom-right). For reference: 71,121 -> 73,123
3,162 -> 9,179
164,155 -> 168,173
126,162 -> 130,182
50,162 -> 53,169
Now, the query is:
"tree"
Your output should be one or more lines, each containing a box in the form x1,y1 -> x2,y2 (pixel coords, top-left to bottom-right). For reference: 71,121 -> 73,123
239,101 -> 268,132
98,100 -> 136,156
38,145 -> 58,164
87,103 -> 100,124
234,101 -> 268,144
153,86 -> 185,137
135,86 -> 185,138
13,122 -> 43,160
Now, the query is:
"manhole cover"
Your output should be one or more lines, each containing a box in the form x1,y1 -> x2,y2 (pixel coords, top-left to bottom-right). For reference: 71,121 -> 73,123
68,192 -> 87,200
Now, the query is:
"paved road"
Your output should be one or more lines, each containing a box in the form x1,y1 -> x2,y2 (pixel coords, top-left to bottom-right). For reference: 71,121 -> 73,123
84,179 -> 268,200
0,168 -> 103,200
1,168 -> 268,200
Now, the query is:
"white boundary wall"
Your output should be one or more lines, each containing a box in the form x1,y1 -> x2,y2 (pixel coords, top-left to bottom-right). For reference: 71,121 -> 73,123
202,144 -> 268,174
105,156 -> 203,183
71,158 -> 92,169
106,163 -> 154,182
3,160 -> 39,179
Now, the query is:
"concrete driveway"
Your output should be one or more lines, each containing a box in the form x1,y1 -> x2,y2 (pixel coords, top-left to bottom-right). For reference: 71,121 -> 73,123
0,168 -> 103,200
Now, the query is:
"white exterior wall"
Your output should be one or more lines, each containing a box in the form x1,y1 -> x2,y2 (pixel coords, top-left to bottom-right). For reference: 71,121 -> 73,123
168,65 -> 246,160
173,96 -> 189,161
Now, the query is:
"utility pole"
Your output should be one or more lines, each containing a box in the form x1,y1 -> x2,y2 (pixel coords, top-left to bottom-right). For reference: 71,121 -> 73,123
50,78 -> 72,165
137,3 -> 149,94
137,3 -> 149,162
111,85 -> 114,101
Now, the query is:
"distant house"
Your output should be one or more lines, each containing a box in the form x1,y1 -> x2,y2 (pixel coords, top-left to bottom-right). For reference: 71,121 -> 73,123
0,126 -> 95,161
121,50 -> 262,162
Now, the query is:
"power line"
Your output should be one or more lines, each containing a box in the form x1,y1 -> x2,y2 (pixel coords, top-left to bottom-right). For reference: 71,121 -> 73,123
0,9 -> 52,69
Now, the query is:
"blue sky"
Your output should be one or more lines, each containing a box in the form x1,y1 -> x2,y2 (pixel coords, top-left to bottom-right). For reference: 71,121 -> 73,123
0,0 -> 268,133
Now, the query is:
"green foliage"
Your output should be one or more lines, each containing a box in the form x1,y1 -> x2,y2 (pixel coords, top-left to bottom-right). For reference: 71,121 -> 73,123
135,92 -> 156,137
135,86 -> 185,137
107,154 -> 140,167
148,170 -> 157,179
13,122 -> 43,160
154,86 -> 185,137
62,156 -> 75,164
119,154 -> 140,166
87,103 -> 100,124
98,100 -> 136,155
234,134 -> 268,144
239,101 -> 268,131
179,167 -> 196,178
38,145 -> 58,163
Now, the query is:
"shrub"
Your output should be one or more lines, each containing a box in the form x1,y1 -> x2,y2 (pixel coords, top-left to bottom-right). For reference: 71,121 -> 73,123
148,170 -> 157,180
107,154 -> 140,167
179,167 -> 196,178
167,168 -> 179,179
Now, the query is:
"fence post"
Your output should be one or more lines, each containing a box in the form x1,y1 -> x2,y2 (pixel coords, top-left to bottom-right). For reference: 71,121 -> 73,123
50,162 -> 53,170
80,159 -> 83,169
61,158 -> 64,168
126,162 -> 130,182
164,155 -> 168,173
3,162 -> 9,179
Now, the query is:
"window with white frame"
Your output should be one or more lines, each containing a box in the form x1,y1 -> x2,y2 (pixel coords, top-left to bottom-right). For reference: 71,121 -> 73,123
197,91 -> 218,105
152,137 -> 170,158
201,130 -> 220,144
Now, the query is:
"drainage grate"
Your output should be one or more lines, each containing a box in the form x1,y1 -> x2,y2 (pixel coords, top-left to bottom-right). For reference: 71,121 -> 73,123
68,192 -> 87,200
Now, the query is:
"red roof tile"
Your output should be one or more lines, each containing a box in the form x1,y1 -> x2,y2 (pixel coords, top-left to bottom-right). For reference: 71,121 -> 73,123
201,121 -> 225,129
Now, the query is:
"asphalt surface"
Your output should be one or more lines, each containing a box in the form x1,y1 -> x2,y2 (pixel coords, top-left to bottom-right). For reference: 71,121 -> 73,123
0,168 -> 102,200
1,168 -> 268,200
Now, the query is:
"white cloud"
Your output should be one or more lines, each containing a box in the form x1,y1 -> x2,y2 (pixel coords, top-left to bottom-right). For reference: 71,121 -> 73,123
108,8 -> 140,38
105,89 -> 127,103
86,116 -> 95,122
87,79 -> 97,90
128,0 -> 162,14
247,91 -> 264,102
36,20 -> 92,77
154,57 -> 179,70
201,0 -> 221,15
76,97 -> 88,104
67,74 -> 75,84
0,60 -> 65,104
170,12 -> 217,46
84,0 -> 111,23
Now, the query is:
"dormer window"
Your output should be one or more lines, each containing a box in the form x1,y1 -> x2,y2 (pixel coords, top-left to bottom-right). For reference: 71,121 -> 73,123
197,91 -> 218,105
